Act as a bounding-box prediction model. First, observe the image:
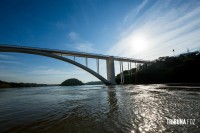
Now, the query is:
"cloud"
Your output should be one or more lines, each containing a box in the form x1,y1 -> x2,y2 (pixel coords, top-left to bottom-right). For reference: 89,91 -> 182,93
0,60 -> 21,64
30,68 -> 70,75
0,64 -> 99,84
124,0 -> 148,23
0,53 -> 21,65
0,65 -> 6,68
0,54 -> 16,60
68,32 -> 79,41
75,42 -> 98,53
108,0 -> 200,60
68,31 -> 99,53
29,65 -> 87,76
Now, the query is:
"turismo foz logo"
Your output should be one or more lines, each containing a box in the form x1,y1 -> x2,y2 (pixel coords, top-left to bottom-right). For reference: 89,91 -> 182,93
166,118 -> 195,125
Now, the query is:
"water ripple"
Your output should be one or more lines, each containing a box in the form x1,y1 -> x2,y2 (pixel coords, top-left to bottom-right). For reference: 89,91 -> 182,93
0,85 -> 199,133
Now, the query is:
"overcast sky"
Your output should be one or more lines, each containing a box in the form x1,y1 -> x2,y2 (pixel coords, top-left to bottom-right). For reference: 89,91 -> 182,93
0,0 -> 200,84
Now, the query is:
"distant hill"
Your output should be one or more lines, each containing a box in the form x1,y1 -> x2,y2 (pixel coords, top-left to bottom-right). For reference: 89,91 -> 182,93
60,78 -> 84,86
0,80 -> 49,88
0,80 -> 12,88
85,81 -> 103,85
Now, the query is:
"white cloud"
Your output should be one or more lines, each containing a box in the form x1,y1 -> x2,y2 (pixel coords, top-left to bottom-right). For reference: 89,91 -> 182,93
0,54 -> 16,60
29,66 -> 93,77
68,31 -> 99,53
30,68 -> 70,75
124,0 -> 148,23
0,65 -> 99,84
32,67 -> 100,84
75,42 -> 98,53
68,32 -> 79,41
0,60 -> 21,64
0,54 -> 21,65
108,1 -> 200,60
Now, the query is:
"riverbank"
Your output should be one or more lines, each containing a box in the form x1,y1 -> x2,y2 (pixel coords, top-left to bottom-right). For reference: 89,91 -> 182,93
0,80 -> 57,88
116,51 -> 200,84
165,83 -> 200,86
0,80 -> 103,88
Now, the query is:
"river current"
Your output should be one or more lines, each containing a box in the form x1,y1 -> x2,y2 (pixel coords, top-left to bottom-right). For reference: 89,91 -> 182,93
0,84 -> 199,133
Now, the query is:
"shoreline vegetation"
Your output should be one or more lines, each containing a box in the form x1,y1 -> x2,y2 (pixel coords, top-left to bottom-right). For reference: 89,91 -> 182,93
1,80 -> 200,89
116,51 -> 200,85
1,51 -> 200,88
0,79 -> 103,88
0,80 -> 55,88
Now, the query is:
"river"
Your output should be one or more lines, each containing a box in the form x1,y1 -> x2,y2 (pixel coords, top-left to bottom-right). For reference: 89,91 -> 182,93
0,84 -> 199,133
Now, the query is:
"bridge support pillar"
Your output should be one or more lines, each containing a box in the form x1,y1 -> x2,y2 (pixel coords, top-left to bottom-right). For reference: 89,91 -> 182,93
106,56 -> 116,85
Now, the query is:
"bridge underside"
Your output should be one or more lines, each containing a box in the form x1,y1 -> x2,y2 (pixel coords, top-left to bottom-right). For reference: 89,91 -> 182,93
0,45 -> 152,85
0,46 -> 114,85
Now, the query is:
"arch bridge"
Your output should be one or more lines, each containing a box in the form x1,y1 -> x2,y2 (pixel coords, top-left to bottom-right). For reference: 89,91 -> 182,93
0,44 -> 151,85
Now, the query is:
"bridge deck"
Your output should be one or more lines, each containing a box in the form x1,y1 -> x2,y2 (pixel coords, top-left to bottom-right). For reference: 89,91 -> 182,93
0,44 -> 151,63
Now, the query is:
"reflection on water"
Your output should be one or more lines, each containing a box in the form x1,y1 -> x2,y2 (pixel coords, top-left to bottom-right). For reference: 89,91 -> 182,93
0,84 -> 199,133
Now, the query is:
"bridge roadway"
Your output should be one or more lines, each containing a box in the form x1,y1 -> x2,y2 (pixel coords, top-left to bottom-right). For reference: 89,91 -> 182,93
0,44 -> 151,85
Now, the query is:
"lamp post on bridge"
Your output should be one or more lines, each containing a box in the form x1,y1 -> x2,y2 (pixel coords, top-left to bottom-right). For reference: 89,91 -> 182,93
173,49 -> 175,57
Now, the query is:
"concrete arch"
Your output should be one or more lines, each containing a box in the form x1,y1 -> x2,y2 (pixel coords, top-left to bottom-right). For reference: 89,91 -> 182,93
0,47 -> 111,85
